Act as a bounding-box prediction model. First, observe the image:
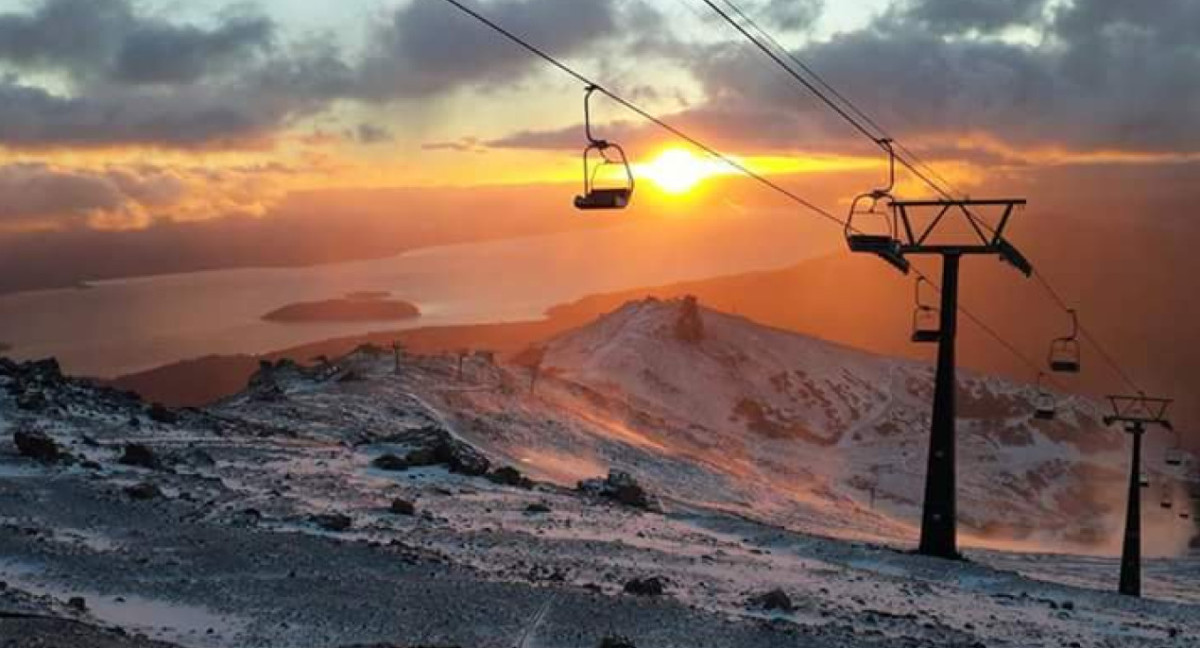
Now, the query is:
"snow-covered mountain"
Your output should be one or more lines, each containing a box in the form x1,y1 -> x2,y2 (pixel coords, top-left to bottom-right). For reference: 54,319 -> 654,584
429,297 -> 1195,553
3,308 -> 1199,647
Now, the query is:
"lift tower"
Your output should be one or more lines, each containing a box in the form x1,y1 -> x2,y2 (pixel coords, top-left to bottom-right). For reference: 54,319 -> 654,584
1103,394 -> 1173,597
848,198 -> 1032,559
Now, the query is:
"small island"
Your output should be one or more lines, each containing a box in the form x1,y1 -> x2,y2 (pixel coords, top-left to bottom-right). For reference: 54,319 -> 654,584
263,294 -> 420,324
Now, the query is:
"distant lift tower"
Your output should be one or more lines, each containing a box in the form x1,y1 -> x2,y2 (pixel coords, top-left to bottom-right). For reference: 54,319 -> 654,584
1103,394 -> 1173,597
846,174 -> 1032,559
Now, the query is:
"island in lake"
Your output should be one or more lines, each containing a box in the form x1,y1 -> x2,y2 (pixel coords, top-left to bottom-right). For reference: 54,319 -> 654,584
263,294 -> 420,323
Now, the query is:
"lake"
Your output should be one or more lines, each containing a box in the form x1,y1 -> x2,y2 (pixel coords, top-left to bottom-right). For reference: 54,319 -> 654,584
0,211 -> 837,377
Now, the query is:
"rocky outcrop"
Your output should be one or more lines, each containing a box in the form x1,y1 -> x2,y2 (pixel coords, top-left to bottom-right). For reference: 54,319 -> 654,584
579,470 -> 659,512
13,428 -> 63,463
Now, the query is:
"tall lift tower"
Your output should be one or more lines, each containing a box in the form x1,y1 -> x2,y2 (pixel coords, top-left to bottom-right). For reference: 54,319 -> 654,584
1103,394 -> 1173,597
848,193 -> 1032,559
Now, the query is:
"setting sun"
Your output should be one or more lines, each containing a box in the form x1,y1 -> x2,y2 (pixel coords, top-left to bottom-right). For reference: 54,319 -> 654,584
637,148 -> 725,194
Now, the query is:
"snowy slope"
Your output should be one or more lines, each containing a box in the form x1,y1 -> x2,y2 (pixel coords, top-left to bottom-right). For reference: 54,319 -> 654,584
433,297 -> 1195,554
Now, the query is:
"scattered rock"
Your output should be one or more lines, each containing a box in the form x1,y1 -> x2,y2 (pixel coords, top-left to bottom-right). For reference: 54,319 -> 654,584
748,588 -> 795,612
487,466 -> 533,488
67,596 -> 87,612
401,438 -> 491,477
623,576 -> 666,597
125,482 -> 162,501
525,502 -> 552,514
312,513 -> 353,532
119,443 -> 161,470
13,428 -> 62,463
390,499 -> 416,516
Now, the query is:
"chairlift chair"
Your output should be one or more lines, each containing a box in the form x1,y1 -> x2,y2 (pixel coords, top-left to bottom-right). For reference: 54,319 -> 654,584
845,139 -> 909,274
1048,309 -> 1082,373
1160,487 -> 1174,510
574,86 -> 634,211
1165,432 -> 1186,467
1139,471 -> 1150,488
911,278 -> 941,343
1034,373 -> 1056,421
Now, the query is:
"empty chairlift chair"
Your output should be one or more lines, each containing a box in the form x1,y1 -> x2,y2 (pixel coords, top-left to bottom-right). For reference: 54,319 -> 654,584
1034,373 -> 1056,421
574,85 -> 635,211
1165,433 -> 1186,467
845,139 -> 909,274
911,278 -> 941,343
1161,487 -> 1174,510
1048,309 -> 1082,373
1139,471 -> 1150,488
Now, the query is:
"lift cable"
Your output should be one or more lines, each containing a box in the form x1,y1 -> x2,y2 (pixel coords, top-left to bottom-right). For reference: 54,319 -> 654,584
437,0 -> 1067,393
705,0 -> 1146,395
711,0 -> 960,197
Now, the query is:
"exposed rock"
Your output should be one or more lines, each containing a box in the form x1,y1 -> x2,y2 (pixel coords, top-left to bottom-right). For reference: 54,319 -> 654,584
400,438 -> 491,477
16,391 -> 48,411
371,454 -> 409,471
579,470 -> 658,511
13,428 -> 62,463
525,503 -> 552,514
748,588 -> 795,612
390,499 -> 416,516
674,295 -> 704,344
147,403 -> 179,425
487,466 -> 533,489
623,576 -> 666,597
312,513 -> 353,532
119,444 -> 161,470
599,635 -> 637,648
124,482 -> 162,501
67,596 -> 88,612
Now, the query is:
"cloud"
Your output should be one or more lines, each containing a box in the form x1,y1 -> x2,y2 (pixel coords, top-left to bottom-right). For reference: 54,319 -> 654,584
0,163 -> 125,222
0,161 -> 294,229
355,0 -> 632,100
113,14 -> 273,85
0,0 -> 672,150
0,0 -> 273,85
490,0 -> 1200,158
422,137 -> 488,153
897,0 -> 1048,33
351,123 -> 394,145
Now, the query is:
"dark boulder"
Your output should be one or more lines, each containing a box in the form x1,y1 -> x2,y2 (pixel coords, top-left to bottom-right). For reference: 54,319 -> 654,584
13,429 -> 62,463
119,443 -> 161,470
578,470 -> 658,512
623,576 -> 666,597
748,588 -> 795,612
599,636 -> 637,648
125,482 -> 162,501
371,454 -> 409,471
390,499 -> 416,516
525,502 -> 552,514
487,466 -> 533,488
147,403 -> 179,424
402,438 -> 490,476
16,391 -> 47,412
312,513 -> 353,532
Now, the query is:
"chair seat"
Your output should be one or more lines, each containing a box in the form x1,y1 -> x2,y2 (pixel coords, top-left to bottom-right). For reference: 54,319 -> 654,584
1050,360 -> 1080,373
575,189 -> 631,210
847,234 -> 897,253
912,330 -> 941,344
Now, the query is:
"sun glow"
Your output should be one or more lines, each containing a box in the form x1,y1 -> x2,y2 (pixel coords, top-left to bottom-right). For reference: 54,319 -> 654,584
636,148 -> 726,195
